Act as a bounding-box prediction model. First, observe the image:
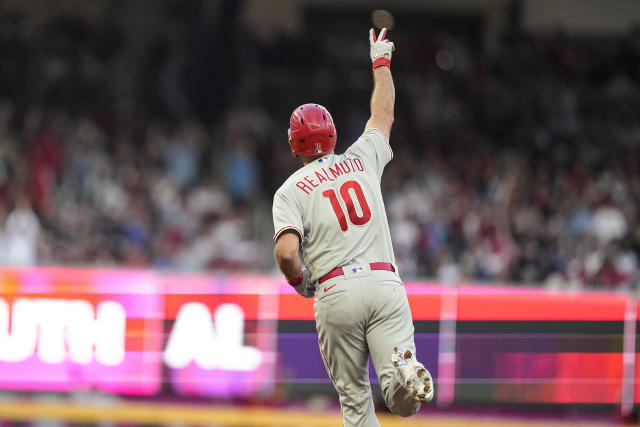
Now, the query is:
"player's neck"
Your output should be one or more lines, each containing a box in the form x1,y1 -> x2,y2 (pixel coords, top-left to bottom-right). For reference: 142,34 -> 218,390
300,151 -> 334,166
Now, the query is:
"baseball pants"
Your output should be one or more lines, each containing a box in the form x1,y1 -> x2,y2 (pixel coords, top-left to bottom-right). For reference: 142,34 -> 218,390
314,264 -> 421,427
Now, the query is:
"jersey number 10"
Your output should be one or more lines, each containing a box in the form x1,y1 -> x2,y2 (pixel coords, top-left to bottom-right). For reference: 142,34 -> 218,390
322,180 -> 372,231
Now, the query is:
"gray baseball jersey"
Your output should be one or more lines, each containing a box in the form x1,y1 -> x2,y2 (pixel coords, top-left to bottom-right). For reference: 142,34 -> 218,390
273,128 -> 395,283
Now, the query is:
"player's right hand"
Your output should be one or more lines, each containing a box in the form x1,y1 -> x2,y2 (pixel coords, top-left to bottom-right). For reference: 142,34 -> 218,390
369,27 -> 395,69
293,268 -> 315,298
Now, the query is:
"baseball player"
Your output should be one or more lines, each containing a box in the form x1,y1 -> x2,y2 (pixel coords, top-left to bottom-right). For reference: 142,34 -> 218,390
273,28 -> 433,426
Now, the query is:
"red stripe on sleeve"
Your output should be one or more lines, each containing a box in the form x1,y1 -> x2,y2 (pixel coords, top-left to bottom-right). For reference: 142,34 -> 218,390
273,226 -> 304,241
365,128 -> 393,159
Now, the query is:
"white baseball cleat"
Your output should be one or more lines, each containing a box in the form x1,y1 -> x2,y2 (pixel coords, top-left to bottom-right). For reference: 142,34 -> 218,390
391,347 -> 434,403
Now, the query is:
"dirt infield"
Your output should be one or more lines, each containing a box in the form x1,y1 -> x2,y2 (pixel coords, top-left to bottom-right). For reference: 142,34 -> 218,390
0,400 -> 629,426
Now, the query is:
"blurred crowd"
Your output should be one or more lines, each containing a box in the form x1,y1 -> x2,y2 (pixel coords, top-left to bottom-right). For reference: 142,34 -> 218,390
0,7 -> 639,289
384,32 -> 640,289
0,107 -> 271,270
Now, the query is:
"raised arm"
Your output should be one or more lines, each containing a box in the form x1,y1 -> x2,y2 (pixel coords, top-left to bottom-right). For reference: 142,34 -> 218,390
365,28 -> 395,140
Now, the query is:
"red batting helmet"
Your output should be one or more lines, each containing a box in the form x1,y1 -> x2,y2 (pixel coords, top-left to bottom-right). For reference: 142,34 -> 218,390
288,103 -> 337,156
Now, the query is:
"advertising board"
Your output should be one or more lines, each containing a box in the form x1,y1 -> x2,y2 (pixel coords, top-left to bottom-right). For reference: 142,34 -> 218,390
0,267 -> 633,405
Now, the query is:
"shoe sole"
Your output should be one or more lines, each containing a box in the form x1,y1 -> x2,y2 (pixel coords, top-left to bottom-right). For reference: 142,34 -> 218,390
392,347 -> 434,403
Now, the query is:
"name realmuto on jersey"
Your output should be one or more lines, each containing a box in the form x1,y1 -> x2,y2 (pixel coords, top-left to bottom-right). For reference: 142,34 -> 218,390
296,156 -> 365,194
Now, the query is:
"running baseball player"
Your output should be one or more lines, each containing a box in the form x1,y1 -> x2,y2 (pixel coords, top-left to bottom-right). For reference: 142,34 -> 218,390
272,28 -> 433,426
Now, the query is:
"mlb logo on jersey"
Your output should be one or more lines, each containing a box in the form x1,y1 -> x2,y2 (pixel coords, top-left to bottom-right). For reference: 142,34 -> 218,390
318,157 -> 329,163
342,264 -> 370,279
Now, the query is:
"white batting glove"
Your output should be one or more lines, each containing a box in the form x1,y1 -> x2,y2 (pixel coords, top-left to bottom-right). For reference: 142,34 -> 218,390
286,268 -> 315,298
369,27 -> 395,69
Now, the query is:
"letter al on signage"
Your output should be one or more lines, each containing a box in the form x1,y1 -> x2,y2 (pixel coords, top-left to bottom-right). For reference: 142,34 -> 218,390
163,302 -> 262,371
